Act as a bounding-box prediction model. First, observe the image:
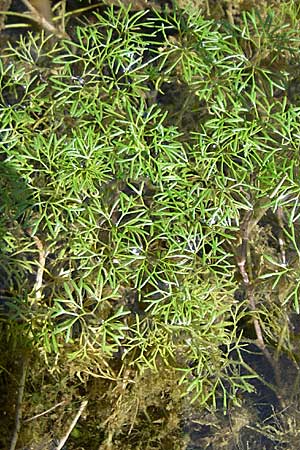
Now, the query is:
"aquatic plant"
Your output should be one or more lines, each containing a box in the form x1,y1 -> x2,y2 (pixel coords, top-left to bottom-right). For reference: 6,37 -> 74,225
1,2 -> 300,448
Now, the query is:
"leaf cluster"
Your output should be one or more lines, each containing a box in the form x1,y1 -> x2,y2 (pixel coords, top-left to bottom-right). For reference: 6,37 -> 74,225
1,3 -> 300,409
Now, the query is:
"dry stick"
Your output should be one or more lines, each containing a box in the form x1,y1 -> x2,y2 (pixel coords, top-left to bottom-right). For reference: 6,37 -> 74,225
237,254 -> 268,353
55,400 -> 88,450
238,215 -> 284,408
21,0 -> 56,31
33,235 -> 47,301
239,208 -> 287,407
60,0 -> 66,36
20,0 -> 68,38
236,211 -> 273,365
9,357 -> 29,450
24,400 -> 66,423
276,206 -> 287,266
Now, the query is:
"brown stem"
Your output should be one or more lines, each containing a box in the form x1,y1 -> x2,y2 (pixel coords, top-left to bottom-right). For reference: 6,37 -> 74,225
20,0 -> 69,38
236,209 -> 281,379
236,210 -> 267,352
9,357 -> 29,450
276,206 -> 286,266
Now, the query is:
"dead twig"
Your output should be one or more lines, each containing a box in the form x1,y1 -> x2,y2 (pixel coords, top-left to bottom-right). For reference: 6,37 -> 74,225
55,399 -> 88,450
236,208 -> 286,408
276,206 -> 286,266
236,209 -> 273,364
20,0 -> 68,38
237,212 -> 265,346
32,234 -> 47,301
9,357 -> 29,450
24,400 -> 66,423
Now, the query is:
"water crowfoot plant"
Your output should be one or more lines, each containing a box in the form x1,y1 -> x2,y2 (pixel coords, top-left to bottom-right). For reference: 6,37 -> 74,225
1,1 -> 300,448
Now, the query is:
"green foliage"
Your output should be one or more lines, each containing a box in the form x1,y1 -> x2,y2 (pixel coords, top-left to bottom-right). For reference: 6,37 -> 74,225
1,3 -> 300,413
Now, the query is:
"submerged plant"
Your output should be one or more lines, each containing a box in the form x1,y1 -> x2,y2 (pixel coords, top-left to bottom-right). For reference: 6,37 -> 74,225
1,3 -> 300,447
